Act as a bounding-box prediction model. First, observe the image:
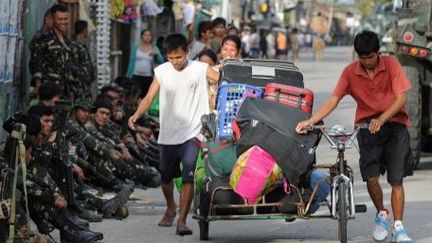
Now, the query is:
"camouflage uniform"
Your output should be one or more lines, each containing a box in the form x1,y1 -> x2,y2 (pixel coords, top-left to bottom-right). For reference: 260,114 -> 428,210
64,117 -> 120,186
25,146 -> 64,233
83,117 -> 159,185
70,40 -> 95,98
28,28 -> 79,98
28,28 -> 47,79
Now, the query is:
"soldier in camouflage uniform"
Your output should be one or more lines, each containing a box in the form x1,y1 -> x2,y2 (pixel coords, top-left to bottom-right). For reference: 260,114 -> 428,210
65,98 -> 133,192
29,4 -> 79,99
1,114 -> 55,243
100,86 -> 160,168
71,20 -> 95,99
25,104 -> 106,242
83,96 -> 161,187
28,8 -> 53,98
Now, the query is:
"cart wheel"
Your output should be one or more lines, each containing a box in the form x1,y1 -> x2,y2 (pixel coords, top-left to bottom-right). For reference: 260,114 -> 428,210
337,183 -> 348,243
199,219 -> 209,241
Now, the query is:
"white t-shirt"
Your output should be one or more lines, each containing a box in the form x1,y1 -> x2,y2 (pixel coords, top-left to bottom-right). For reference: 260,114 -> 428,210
154,60 -> 209,145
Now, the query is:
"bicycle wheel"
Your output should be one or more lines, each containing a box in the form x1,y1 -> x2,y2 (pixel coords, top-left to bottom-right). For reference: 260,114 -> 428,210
337,183 -> 348,243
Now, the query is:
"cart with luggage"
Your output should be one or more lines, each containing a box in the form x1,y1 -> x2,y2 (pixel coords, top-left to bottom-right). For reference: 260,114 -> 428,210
193,59 -> 367,243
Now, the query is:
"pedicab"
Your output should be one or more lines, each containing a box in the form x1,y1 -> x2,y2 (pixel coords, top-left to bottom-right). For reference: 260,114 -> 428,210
193,59 -> 367,243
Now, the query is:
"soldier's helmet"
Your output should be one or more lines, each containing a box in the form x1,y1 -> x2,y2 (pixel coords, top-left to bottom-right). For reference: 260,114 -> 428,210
73,98 -> 92,111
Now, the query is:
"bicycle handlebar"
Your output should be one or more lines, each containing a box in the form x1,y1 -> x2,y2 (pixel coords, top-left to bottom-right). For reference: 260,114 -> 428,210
306,123 -> 369,149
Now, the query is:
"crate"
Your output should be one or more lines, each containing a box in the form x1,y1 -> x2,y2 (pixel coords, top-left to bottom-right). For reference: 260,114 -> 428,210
216,83 -> 263,140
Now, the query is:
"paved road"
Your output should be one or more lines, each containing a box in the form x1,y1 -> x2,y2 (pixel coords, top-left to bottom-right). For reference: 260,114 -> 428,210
77,47 -> 432,243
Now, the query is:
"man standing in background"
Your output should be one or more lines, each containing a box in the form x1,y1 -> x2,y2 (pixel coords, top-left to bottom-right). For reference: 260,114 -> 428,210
71,20 -> 95,99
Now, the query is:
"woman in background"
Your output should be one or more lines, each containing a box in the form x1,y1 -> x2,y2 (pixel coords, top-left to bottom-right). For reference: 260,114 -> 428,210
127,29 -> 164,97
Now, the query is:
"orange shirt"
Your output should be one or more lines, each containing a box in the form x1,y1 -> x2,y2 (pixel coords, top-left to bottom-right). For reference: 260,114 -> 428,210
333,56 -> 411,126
276,33 -> 287,50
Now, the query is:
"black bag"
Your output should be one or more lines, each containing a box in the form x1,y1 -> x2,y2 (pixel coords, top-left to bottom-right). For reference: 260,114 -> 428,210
236,98 -> 317,144
234,99 -> 320,186
236,122 -> 316,187
199,177 -> 252,217
222,59 -> 304,88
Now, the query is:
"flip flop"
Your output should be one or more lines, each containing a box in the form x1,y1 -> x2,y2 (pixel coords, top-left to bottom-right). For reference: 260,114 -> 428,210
158,212 -> 176,227
176,224 -> 193,236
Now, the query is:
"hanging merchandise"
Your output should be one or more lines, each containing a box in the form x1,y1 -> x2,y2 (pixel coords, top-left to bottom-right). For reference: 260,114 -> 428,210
120,0 -> 138,24
110,0 -> 124,18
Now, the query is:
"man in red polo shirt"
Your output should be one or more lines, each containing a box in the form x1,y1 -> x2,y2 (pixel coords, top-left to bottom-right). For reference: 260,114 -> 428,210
296,31 -> 413,243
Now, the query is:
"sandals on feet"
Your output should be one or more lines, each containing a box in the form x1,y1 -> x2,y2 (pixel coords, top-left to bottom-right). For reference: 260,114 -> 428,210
176,224 -> 193,236
158,212 -> 176,227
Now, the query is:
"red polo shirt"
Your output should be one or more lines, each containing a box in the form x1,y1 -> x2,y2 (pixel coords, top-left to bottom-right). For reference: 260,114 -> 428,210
333,56 -> 411,126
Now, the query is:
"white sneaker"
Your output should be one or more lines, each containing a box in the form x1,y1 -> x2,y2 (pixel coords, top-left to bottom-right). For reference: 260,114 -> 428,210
391,221 -> 412,243
373,210 -> 390,242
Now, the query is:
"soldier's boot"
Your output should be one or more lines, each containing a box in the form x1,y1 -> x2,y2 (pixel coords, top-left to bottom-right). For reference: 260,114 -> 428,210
54,211 -> 103,242
59,224 -> 102,243
84,187 -> 132,217
72,203 -> 102,223
139,166 -> 161,188
114,205 -> 129,219
64,209 -> 90,228
111,178 -> 135,193
63,210 -> 103,241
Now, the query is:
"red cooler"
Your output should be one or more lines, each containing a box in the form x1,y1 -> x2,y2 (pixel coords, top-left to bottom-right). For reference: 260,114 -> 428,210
264,83 -> 314,113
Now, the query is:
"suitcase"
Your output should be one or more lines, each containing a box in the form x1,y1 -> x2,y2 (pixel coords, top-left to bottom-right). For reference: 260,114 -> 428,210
264,83 -> 314,113
222,59 -> 304,88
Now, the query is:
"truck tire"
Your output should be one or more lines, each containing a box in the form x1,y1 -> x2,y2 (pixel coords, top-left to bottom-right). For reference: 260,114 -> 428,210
404,66 -> 421,168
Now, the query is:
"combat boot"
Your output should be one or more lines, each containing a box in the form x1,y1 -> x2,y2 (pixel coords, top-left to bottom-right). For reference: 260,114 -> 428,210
111,178 -> 134,193
63,210 -> 103,241
54,211 -> 103,242
84,187 -> 132,217
72,203 -> 102,223
140,166 -> 161,188
59,224 -> 102,243
64,209 -> 90,228
114,205 -> 129,219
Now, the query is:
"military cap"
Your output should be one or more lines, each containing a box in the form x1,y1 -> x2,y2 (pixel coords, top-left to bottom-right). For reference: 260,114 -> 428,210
91,95 -> 113,113
73,98 -> 92,111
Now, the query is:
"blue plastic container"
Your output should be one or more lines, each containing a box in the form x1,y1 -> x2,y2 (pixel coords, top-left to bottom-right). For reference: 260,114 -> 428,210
216,82 -> 263,140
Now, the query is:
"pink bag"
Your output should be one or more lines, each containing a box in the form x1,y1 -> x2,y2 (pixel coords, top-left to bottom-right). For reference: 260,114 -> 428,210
230,146 -> 288,204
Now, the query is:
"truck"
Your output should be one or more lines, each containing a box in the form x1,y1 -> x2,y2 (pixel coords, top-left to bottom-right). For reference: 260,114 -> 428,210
392,0 -> 432,167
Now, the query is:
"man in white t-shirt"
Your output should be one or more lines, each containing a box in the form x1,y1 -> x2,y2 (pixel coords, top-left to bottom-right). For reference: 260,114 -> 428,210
128,33 -> 220,236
